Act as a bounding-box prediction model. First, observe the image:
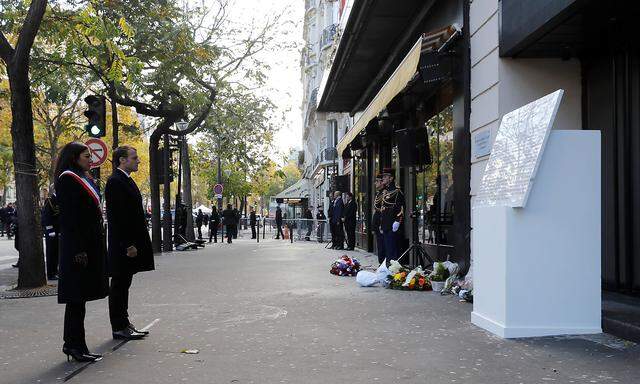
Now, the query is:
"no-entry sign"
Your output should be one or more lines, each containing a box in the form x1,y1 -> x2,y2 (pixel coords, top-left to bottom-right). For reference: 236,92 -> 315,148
214,183 -> 224,198
85,138 -> 109,168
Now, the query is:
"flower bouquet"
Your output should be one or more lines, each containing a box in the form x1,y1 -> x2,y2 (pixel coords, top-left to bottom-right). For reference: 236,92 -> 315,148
387,264 -> 432,291
330,255 -> 361,276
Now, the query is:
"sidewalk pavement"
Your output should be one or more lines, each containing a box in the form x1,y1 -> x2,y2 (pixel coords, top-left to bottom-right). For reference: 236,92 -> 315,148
1,236 -> 639,384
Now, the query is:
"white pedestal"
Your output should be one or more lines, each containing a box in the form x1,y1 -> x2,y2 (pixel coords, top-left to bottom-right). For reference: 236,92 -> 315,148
471,130 -> 602,338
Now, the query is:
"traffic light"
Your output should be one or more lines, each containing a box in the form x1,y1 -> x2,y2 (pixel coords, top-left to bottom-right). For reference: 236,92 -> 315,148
83,95 -> 106,138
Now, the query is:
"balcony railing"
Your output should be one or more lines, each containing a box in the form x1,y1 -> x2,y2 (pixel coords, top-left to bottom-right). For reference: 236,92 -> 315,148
320,24 -> 338,50
313,147 -> 338,171
305,0 -> 317,12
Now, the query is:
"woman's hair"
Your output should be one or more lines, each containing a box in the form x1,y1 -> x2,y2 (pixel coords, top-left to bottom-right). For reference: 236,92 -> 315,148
54,142 -> 89,187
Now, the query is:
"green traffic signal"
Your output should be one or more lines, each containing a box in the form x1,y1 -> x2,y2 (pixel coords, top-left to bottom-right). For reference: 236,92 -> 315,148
84,95 -> 106,138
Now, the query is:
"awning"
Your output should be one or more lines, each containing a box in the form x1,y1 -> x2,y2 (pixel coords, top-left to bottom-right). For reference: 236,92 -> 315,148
336,37 -> 422,156
275,179 -> 310,200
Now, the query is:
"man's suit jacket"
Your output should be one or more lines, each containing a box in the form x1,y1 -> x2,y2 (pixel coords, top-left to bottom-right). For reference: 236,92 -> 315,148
342,199 -> 357,228
332,197 -> 344,224
105,169 -> 154,277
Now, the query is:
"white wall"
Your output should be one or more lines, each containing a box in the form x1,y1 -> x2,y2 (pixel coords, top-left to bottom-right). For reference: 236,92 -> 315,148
469,0 -> 583,266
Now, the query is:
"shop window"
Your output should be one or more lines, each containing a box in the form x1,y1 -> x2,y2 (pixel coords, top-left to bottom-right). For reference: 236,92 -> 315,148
416,106 -> 454,246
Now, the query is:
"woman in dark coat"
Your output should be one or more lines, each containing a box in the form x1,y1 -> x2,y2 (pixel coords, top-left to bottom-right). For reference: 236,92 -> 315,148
55,142 -> 108,362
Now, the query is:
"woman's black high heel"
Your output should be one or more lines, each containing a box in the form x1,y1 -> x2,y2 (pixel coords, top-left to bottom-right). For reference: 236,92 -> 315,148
63,347 -> 101,362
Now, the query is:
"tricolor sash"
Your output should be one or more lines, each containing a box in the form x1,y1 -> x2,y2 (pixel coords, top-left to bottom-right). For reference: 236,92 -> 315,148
60,170 -> 101,208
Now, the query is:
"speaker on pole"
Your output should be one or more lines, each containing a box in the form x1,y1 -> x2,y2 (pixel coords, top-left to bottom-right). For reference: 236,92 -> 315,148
395,128 -> 431,168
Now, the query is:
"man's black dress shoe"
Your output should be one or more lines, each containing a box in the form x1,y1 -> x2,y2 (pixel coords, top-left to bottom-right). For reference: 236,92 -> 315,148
128,323 -> 149,335
346,247 -> 355,251
113,327 -> 146,340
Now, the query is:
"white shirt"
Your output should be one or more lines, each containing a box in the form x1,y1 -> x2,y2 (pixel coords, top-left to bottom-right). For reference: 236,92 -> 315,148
118,167 -> 131,178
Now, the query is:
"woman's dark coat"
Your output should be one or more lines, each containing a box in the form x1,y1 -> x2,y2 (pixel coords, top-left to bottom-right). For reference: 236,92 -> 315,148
57,171 -> 109,303
105,170 -> 154,277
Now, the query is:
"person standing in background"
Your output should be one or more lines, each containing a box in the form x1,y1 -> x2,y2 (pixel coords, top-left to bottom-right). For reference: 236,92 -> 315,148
250,207 -> 257,239
331,191 -> 344,250
275,205 -> 284,239
42,186 -> 60,280
195,209 -> 204,240
342,192 -> 357,251
209,205 -> 220,243
372,174 -> 386,264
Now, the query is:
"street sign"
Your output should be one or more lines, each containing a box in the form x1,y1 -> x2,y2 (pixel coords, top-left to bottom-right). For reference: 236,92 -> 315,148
85,138 -> 109,168
213,183 -> 224,195
215,194 -> 223,199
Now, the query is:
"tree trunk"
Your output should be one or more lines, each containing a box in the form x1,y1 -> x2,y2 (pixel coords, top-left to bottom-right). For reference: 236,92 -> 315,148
162,133 -> 172,252
109,84 -> 119,172
182,142 -> 195,241
8,68 -> 46,289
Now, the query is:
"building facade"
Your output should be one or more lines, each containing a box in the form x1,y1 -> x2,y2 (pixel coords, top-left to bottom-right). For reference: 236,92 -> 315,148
300,0 -> 351,214
312,0 -> 640,341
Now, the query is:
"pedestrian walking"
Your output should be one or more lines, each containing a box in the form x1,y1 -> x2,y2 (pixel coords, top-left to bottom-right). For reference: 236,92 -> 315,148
304,207 -> 313,241
105,146 -> 154,342
380,168 -> 405,261
223,204 -> 237,243
372,174 -> 386,264
331,191 -> 344,250
342,192 -> 357,251
196,209 -> 204,240
275,205 -> 284,239
208,205 -> 220,243
55,142 -> 108,362
42,186 -> 60,280
316,206 -> 326,243
250,208 -> 257,239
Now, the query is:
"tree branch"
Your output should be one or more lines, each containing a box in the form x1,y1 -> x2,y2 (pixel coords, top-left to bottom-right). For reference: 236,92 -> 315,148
0,32 -> 14,62
13,0 -> 48,67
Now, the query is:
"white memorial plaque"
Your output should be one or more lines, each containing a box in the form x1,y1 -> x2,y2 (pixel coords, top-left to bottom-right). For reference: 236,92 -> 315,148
474,89 -> 564,208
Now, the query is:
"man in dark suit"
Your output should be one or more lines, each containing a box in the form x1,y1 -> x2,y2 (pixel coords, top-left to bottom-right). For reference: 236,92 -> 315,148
105,146 -> 154,340
208,206 -> 220,243
342,192 -> 358,251
275,205 -> 284,239
327,196 -> 335,246
41,186 -> 60,280
250,208 -> 257,239
222,204 -> 237,243
195,209 -> 204,239
331,191 -> 344,250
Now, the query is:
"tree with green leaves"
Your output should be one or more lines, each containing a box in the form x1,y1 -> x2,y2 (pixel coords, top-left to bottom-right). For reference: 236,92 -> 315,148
0,0 -> 49,289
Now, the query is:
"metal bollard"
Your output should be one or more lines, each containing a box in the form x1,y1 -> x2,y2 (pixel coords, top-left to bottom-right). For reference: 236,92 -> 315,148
257,219 -> 260,243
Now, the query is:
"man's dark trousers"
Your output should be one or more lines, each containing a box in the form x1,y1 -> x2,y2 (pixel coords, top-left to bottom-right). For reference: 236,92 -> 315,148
251,224 -> 256,239
346,222 -> 356,249
109,273 -> 133,331
375,232 -> 386,264
334,222 -> 344,248
45,235 -> 59,278
209,225 -> 218,243
383,231 -> 399,261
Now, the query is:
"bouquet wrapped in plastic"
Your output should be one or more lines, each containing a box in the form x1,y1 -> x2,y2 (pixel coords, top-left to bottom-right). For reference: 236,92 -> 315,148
388,264 -> 432,291
330,255 -> 361,276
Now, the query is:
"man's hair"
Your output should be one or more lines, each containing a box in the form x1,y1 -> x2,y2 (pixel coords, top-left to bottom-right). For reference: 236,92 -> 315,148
113,145 -> 136,166
346,192 -> 353,198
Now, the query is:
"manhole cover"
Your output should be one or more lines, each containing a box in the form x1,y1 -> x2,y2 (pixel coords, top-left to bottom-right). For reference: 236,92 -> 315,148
0,284 -> 57,299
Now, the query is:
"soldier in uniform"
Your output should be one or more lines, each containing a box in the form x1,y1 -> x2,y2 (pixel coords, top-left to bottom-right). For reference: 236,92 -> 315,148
371,174 -> 386,264
42,186 -> 60,280
380,168 -> 405,261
